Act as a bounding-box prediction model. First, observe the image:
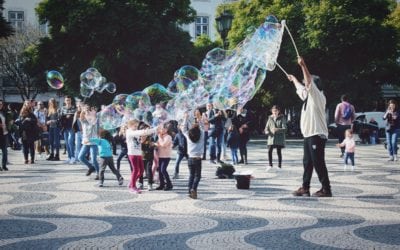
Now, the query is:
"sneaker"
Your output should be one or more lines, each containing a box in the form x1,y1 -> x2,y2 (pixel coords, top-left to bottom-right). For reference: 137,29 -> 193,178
292,187 -> 310,197
2,166 -> 8,171
29,160 -> 35,164
139,183 -> 144,190
52,155 -> 60,161
94,175 -> 100,180
155,186 -> 165,190
86,167 -> 95,176
63,159 -> 70,164
98,182 -> 104,187
24,160 -> 29,164
148,184 -> 153,191
344,164 -> 348,170
46,154 -> 54,161
394,155 -> 398,161
129,187 -> 141,194
164,185 -> 173,191
190,189 -> 197,199
312,188 -> 332,197
210,160 -> 217,164
388,156 -> 394,161
69,157 -> 76,164
351,165 -> 355,171
266,165 -> 273,172
118,177 -> 124,186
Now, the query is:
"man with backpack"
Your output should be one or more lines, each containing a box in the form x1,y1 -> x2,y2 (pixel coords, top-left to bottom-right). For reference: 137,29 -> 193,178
334,94 -> 356,157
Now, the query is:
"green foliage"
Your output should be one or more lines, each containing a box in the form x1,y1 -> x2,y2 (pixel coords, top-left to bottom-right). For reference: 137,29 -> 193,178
226,0 -> 400,116
32,0 -> 196,103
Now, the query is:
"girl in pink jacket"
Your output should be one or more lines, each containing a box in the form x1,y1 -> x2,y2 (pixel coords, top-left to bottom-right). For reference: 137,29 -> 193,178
155,126 -> 173,190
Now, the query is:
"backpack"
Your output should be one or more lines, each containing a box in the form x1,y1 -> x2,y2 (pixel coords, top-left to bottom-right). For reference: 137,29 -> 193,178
342,104 -> 353,120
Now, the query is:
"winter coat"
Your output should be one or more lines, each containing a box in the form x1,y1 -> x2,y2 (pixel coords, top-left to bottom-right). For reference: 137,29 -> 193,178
265,114 -> 287,147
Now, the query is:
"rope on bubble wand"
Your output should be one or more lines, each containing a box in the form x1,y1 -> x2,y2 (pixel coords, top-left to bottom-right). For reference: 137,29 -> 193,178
284,23 -> 300,58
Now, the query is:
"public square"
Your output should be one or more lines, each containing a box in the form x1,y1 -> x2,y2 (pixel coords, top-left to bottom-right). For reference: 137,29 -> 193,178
0,139 -> 399,249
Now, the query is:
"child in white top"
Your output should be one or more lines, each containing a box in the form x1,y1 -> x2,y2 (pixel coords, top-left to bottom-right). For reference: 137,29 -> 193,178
126,120 -> 158,194
336,129 -> 356,171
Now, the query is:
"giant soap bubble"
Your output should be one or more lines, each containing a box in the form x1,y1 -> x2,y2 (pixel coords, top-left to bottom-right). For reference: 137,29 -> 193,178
96,15 -> 285,130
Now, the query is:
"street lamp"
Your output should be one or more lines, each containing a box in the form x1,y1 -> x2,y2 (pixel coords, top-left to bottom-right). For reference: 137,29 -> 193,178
215,10 -> 233,49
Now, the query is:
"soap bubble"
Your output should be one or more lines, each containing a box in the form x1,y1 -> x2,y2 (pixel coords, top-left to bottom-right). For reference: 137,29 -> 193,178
46,70 -> 64,90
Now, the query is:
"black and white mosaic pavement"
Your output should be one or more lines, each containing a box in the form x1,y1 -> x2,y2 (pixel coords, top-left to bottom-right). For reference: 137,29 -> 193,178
0,140 -> 399,249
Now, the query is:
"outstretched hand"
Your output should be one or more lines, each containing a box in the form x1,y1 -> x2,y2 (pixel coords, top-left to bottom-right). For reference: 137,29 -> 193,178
297,56 -> 305,67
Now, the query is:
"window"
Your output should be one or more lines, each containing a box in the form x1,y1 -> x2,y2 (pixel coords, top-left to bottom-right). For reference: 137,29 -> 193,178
195,16 -> 209,37
8,11 -> 25,30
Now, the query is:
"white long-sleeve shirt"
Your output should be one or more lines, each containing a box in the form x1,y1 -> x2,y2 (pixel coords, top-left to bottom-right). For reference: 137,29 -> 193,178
295,79 -> 328,138
126,127 -> 157,155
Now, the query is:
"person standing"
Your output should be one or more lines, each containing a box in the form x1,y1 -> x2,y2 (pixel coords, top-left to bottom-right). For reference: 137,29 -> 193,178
264,105 -> 287,170
226,124 -> 240,165
155,125 -> 173,191
60,96 -> 76,164
172,123 -> 188,179
383,99 -> 400,161
288,57 -> 332,197
334,94 -> 355,157
18,102 -> 38,164
0,100 -> 8,170
337,129 -> 356,170
34,101 -> 49,157
182,115 -> 205,199
233,107 -> 252,164
46,98 -> 61,161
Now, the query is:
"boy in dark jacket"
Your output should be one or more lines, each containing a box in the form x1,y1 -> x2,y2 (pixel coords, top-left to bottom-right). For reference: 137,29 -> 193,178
172,125 -> 188,179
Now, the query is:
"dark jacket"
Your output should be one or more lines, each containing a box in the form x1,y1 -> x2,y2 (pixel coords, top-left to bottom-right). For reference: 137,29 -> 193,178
173,130 -> 188,156
141,136 -> 156,161
18,113 -> 38,142
226,129 -> 240,148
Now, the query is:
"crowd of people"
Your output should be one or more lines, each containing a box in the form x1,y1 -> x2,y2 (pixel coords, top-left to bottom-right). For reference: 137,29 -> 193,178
0,57 -> 399,199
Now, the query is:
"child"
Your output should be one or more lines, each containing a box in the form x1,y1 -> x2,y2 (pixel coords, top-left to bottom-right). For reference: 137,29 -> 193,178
89,129 -> 124,187
139,123 -> 156,191
126,119 -> 158,194
182,117 -> 205,199
155,125 -> 173,191
116,125 -> 132,172
172,124 -> 188,179
226,124 -> 240,165
336,129 -> 356,171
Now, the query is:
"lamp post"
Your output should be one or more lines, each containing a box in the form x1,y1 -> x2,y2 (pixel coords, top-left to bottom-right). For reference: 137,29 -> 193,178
215,10 -> 233,49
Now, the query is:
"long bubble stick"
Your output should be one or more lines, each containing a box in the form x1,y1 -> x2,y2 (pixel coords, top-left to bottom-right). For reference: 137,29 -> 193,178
284,23 -> 300,58
275,62 -> 289,77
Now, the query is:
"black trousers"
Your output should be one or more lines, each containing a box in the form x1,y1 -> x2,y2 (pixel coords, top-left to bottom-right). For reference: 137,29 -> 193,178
302,135 -> 331,191
268,145 -> 283,166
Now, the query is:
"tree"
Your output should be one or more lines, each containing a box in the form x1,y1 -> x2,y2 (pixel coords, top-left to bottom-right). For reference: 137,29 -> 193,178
0,0 -> 13,38
225,0 -> 400,117
0,26 -> 45,101
33,0 -> 196,103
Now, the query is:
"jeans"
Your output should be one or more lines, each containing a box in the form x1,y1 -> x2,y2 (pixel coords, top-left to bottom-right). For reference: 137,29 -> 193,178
344,152 -> 355,166
99,157 -> 121,182
78,144 -> 99,173
174,153 -> 185,174
158,158 -> 172,187
74,131 -> 82,161
303,135 -> 331,191
209,131 -> 223,161
230,147 -> 238,164
63,128 -> 75,159
188,158 -> 202,191
203,131 -> 208,159
386,129 -> 399,156
48,127 -> 60,156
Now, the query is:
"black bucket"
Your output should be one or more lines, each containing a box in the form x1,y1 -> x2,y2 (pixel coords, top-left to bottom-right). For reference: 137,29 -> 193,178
235,175 -> 251,189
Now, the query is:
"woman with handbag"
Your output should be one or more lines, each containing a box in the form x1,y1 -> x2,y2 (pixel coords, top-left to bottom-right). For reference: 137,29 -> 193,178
18,102 -> 38,164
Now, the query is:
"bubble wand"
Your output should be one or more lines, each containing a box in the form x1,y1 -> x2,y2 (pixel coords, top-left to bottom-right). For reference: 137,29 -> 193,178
284,23 -> 300,58
275,62 -> 289,77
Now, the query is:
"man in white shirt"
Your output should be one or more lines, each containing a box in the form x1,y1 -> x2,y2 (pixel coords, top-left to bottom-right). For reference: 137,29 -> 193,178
287,57 -> 332,198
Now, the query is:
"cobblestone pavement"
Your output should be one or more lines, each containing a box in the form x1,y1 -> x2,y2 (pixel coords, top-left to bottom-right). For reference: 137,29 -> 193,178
0,139 -> 399,249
